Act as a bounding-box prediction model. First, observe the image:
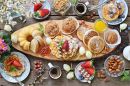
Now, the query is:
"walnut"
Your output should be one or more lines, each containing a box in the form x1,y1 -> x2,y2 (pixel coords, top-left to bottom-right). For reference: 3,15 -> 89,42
101,69 -> 105,74
101,74 -> 106,78
104,78 -> 109,82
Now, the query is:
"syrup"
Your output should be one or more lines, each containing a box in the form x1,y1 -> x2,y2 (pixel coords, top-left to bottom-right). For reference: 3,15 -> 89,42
39,45 -> 51,57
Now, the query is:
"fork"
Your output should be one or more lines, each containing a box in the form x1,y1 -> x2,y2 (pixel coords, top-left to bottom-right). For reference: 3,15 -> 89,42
0,63 -> 24,86
88,0 -> 115,11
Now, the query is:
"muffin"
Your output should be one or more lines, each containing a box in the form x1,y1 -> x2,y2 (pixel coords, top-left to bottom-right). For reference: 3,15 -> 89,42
88,36 -> 105,53
105,32 -> 118,44
102,4 -> 119,21
62,17 -> 79,34
44,21 -> 60,38
83,30 -> 99,46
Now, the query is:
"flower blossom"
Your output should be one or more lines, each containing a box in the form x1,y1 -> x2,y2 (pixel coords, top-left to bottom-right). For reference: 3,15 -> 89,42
0,38 -> 4,44
0,43 -> 8,51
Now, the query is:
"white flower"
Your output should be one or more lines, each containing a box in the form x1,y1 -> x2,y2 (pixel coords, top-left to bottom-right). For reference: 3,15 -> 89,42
8,17 -> 13,21
46,37 -> 52,44
4,25 -> 12,32
120,23 -> 127,30
79,47 -> 85,55
86,51 -> 92,59
66,72 -> 74,80
11,21 -> 17,26
11,35 -> 18,43
63,64 -> 70,72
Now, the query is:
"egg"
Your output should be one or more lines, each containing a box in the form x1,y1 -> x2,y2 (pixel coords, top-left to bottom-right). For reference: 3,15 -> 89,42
120,23 -> 127,30
86,51 -> 92,59
11,35 -> 18,43
79,47 -> 85,55
123,46 -> 130,61
46,37 -> 52,44
4,25 -> 12,32
63,64 -> 71,72
66,72 -> 74,80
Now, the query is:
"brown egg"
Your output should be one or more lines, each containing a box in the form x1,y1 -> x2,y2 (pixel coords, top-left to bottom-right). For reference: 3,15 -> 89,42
39,62 -> 42,65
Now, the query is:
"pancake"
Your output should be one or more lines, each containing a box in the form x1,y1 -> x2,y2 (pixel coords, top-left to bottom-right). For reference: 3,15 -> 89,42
88,36 -> 105,53
111,1 -> 124,15
102,4 -> 119,21
77,23 -> 94,41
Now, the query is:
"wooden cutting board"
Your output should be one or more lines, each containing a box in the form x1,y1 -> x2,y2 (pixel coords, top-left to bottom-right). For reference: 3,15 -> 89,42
12,20 -> 123,61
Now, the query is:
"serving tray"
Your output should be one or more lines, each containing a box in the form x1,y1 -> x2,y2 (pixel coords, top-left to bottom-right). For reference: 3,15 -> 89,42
11,20 -> 129,61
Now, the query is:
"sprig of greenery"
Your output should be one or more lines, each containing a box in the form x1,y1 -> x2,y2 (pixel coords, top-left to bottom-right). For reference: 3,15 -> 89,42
38,23 -> 44,35
9,65 -> 21,72
72,0 -> 81,5
59,40 -> 64,48
120,71 -> 130,82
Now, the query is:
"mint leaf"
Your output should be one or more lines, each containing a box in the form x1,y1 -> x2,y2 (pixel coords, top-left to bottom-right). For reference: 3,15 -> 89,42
16,67 -> 21,70
9,67 -> 14,72
125,76 -> 130,81
41,29 -> 44,35
39,23 -> 43,31
120,76 -> 125,82
124,71 -> 129,76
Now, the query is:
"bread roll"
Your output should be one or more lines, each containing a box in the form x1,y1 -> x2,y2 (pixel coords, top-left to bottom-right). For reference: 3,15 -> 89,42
32,30 -> 42,37
30,39 -> 39,53
34,36 -> 44,46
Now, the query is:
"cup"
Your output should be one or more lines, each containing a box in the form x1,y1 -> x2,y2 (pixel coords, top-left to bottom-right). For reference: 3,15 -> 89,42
48,63 -> 62,79
74,3 -> 88,16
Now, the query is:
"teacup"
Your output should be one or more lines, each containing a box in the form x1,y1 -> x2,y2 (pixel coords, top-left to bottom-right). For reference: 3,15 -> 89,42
48,63 -> 62,79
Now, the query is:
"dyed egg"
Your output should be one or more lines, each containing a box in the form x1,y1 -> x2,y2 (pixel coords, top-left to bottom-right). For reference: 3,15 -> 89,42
79,47 -> 85,55
11,35 -> 18,43
120,23 -> 127,30
46,37 -> 52,44
4,25 -> 12,32
86,51 -> 92,59
63,64 -> 70,72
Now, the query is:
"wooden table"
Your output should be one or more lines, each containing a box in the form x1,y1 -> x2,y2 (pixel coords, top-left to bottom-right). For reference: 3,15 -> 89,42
0,0 -> 130,86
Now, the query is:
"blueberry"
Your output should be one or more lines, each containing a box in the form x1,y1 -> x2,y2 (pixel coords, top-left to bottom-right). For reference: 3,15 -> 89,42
112,10 -> 116,14
119,14 -> 125,18
119,18 -> 122,22
110,14 -> 113,18
109,10 -> 112,13
78,74 -> 84,80
118,6 -> 122,9
128,27 -> 130,30
124,30 -> 128,33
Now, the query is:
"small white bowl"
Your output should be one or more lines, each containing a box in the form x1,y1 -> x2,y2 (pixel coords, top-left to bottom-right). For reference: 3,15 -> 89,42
123,46 -> 130,61
104,30 -> 121,48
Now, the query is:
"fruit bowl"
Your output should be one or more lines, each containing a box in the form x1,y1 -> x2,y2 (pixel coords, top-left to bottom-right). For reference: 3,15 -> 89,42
30,0 -> 51,20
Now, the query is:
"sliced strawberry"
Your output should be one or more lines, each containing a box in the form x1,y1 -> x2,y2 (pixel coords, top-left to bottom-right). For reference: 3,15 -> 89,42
62,40 -> 69,50
13,60 -> 22,67
81,60 -> 93,68
34,9 -> 50,18
33,3 -> 42,12
7,59 -> 16,66
85,67 -> 95,75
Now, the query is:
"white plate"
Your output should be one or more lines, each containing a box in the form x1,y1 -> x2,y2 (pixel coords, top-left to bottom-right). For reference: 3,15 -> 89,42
0,52 -> 30,83
98,0 -> 128,25
74,61 -> 94,82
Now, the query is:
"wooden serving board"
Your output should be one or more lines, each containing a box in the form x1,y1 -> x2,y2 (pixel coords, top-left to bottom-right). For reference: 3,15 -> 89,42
11,20 -> 129,61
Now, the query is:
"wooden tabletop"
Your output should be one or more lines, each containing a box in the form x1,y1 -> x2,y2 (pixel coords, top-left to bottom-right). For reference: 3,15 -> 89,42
0,0 -> 130,86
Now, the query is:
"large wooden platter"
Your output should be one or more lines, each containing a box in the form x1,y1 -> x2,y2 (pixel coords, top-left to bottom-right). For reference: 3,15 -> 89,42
12,20 -> 129,61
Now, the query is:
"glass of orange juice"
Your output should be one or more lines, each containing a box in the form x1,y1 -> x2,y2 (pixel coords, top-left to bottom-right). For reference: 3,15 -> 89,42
94,19 -> 108,32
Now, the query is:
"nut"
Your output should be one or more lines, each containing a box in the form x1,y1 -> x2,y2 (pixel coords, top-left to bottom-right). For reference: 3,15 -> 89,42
104,78 -> 109,82
117,59 -> 120,63
116,69 -> 120,72
93,11 -> 96,15
90,14 -> 93,17
119,61 -> 123,65
101,69 -> 105,74
101,74 -> 106,78
113,62 -> 117,67
109,68 -> 112,72
97,73 -> 100,78
91,17 -> 94,20
118,65 -> 121,69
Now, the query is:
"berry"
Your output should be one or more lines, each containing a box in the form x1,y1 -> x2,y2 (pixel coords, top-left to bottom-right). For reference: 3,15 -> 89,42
118,6 -> 121,9
128,27 -> 130,30
124,30 -> 128,33
62,40 -> 69,50
108,10 -> 112,13
78,74 -> 84,80
119,14 -> 125,18
110,14 -> 113,18
112,10 -> 116,14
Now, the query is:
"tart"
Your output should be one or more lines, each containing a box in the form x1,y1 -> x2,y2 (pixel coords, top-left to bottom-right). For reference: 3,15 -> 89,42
83,30 -> 99,46
62,17 -> 79,34
102,4 -> 119,21
50,35 -> 78,60
88,36 -> 105,53
44,21 -> 60,38
4,55 -> 25,77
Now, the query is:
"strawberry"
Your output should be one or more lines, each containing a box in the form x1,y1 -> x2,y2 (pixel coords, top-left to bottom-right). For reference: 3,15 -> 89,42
34,9 -> 50,18
33,3 -> 42,12
85,67 -> 95,75
7,59 -> 16,66
62,40 -> 69,50
13,60 -> 22,67
81,60 -> 93,68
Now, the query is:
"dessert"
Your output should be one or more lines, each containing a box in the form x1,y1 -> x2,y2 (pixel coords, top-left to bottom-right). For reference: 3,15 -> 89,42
44,21 -> 60,38
62,17 -> 79,34
111,1 -> 124,15
34,61 -> 43,72
34,36 -> 44,46
77,23 -> 94,40
105,32 -> 118,44
50,35 -> 78,60
83,30 -> 99,46
88,36 -> 105,53
32,30 -> 42,37
30,39 -> 39,53
4,55 -> 25,77
102,4 -> 119,21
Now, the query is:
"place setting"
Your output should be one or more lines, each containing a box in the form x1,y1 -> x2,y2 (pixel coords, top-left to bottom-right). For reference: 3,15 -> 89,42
0,0 -> 130,86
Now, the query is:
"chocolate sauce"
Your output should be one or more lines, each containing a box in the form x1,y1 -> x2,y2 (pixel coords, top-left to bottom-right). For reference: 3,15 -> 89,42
77,6 -> 84,13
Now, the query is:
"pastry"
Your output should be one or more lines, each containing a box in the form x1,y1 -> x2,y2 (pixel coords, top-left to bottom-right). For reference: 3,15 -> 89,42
30,39 -> 39,53
32,30 -> 42,37
62,17 -> 79,34
83,30 -> 99,46
105,32 -> 118,44
102,4 -> 119,21
77,23 -> 94,40
4,55 -> 25,77
44,21 -> 60,38
88,36 -> 105,53
18,26 -> 39,50
34,36 -> 44,46
50,35 -> 78,60
111,1 -> 124,15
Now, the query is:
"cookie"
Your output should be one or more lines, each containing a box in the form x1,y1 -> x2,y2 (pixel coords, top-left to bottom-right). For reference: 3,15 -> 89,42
102,4 -> 119,21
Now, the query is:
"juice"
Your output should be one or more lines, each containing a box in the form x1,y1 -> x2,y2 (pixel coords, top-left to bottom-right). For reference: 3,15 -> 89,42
94,19 -> 108,32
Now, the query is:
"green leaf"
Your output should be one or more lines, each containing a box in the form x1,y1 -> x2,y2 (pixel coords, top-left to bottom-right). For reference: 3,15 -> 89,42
3,34 -> 11,45
120,76 -> 125,82
16,67 -> 21,70
6,45 -> 11,52
0,54 -> 5,63
0,32 -> 3,38
124,76 -> 130,81
39,23 -> 43,30
9,67 -> 14,72
124,71 -> 129,76
41,29 -> 44,35
59,45 -> 62,48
